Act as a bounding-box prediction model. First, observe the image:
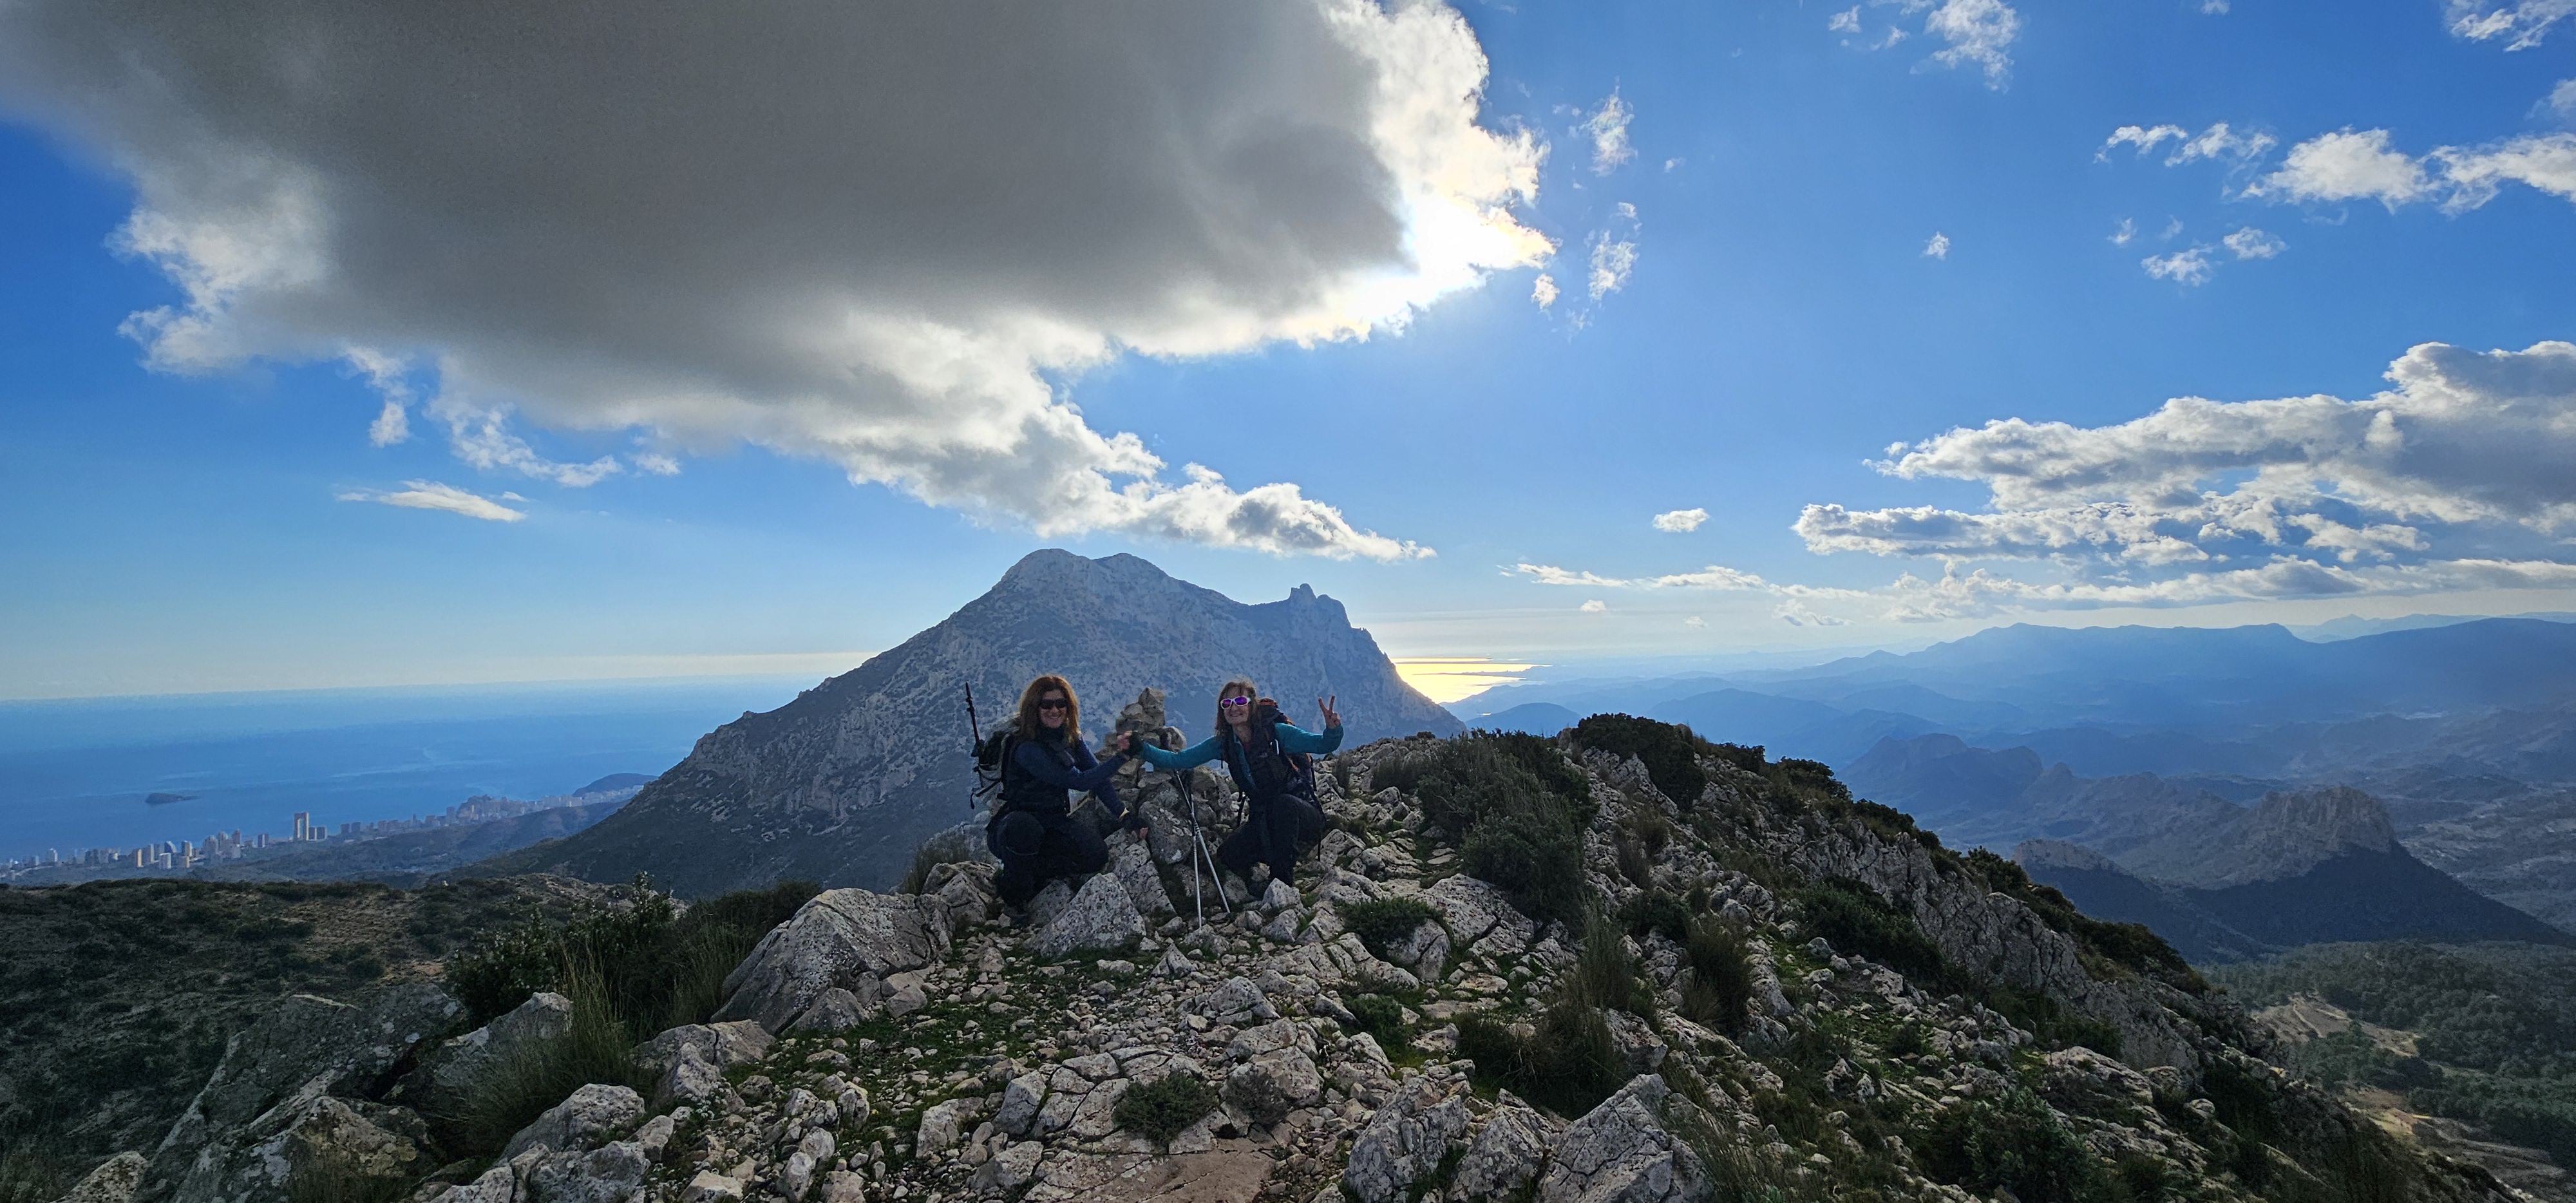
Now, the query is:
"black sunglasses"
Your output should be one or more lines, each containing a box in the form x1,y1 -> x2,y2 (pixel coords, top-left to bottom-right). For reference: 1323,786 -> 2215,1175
1038,699 -> 1070,712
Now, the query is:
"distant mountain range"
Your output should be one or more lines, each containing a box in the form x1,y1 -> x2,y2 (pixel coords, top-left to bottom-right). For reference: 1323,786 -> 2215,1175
475,550 -> 1461,895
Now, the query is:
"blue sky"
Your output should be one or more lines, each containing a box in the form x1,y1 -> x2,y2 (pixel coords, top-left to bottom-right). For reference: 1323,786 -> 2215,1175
3,0 -> 2573,702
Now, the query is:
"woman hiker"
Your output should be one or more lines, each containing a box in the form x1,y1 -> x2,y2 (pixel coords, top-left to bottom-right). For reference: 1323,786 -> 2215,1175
1130,679 -> 1341,889
989,674 -> 1147,918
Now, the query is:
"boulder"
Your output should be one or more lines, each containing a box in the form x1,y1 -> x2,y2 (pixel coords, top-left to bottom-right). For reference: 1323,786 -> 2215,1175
1422,875 -> 1533,955
54,1152 -> 146,1203
714,889 -> 951,1032
917,1097 -> 980,1155
1222,1048 -> 1321,1126
1536,1075 -> 1717,1203
521,1141 -> 650,1203
1109,838 -> 1175,918
172,1092 -> 426,1203
681,1170 -> 744,1203
815,1170 -> 868,1203
437,1163 -> 516,1203
1340,1075 -> 1471,1203
1455,1100 -> 1553,1199
788,987 -> 875,1033
413,992 -> 574,1113
1027,879 -> 1077,928
996,1072 -> 1048,1135
1387,922 -> 1450,983
923,860 -> 1001,927
633,1021 -> 771,1109
971,1142 -> 1044,1193
1027,873 -> 1146,958
500,1084 -> 645,1160
1260,879 -> 1302,913
153,983 -> 460,1193
1603,1010 -> 1669,1075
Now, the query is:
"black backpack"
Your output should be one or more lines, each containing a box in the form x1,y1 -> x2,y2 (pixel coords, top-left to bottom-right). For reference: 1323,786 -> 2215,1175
1240,699 -> 1319,804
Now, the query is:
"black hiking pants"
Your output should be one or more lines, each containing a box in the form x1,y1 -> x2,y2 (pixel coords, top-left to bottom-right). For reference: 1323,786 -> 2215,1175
988,806 -> 1108,908
1217,793 -> 1325,887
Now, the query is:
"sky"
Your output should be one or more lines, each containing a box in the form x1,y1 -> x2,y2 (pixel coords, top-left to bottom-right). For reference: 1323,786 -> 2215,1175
2,0 -> 2574,703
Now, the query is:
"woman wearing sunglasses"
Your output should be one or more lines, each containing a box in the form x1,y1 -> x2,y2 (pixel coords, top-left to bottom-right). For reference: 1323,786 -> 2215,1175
989,674 -> 1144,916
1130,677 -> 1341,889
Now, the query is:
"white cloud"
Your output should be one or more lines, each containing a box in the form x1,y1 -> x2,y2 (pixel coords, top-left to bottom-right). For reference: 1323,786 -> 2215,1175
2141,247 -> 2214,285
1512,562 -> 1632,588
1584,91 -> 1635,175
337,480 -> 526,522
633,453 -> 683,477
1579,599 -> 1608,614
2099,124 -> 2187,160
1918,0 -> 2022,88
2,0 -> 1552,561
1589,232 -> 1638,299
1830,7 -> 1863,33
2109,219 -> 2138,245
367,399 -> 410,448
2201,0 -> 2230,12
2166,122 -> 2276,165
1652,507 -> 1710,533
1810,339 -> 2576,565
1683,615 -> 1707,627
1531,273 -> 1560,310
2434,134 -> 2576,210
2222,227 -> 2286,259
1923,232 -> 1952,259
2551,79 -> 2576,120
2253,129 -> 2435,207
2447,0 -> 2575,49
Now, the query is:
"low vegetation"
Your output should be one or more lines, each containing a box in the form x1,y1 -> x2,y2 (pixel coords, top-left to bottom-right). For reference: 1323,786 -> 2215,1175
1370,731 -> 1593,925
1112,1073 -> 1219,1147
1337,897 -> 1437,962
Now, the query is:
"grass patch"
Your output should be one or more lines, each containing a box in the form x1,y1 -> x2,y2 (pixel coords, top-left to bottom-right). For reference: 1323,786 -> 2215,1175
1906,1087 -> 2110,1203
1344,993 -> 1409,1047
1620,891 -> 1691,943
446,876 -> 818,1032
1372,732 -> 1594,927
1569,714 -> 1707,806
1794,877 -> 1944,981
1340,897 -> 1439,961
1458,916 -> 1642,1119
1114,1074 -> 1218,1148
1680,917 -> 1752,1037
428,952 -> 654,1159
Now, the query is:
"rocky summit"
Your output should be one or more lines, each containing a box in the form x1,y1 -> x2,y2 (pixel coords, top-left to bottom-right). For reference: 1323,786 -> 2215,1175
55,710 -> 2535,1203
475,550 -> 1460,895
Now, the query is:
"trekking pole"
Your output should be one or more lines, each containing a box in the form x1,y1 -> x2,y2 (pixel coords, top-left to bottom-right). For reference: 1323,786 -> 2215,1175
1178,766 -> 1204,926
963,684 -> 982,815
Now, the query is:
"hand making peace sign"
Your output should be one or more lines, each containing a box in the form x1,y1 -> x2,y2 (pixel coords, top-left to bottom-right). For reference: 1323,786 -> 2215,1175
1316,694 -> 1340,729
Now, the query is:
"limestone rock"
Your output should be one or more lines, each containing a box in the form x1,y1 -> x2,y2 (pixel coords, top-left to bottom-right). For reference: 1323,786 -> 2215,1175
1387,922 -> 1450,983
681,1170 -> 744,1203
634,1021 -> 771,1109
415,992 -> 573,1115
1027,873 -> 1146,958
55,1152 -> 145,1203
500,1083 -> 645,1160
1421,875 -> 1531,952
788,987 -> 875,1033
996,1072 -> 1048,1136
152,983 -> 460,1193
1603,1010 -> 1669,1075
1222,1048 -> 1321,1126
923,859 -> 1000,927
1260,879 -> 1302,913
971,1142 -> 1043,1192
522,1141 -> 650,1203
1454,1101 -> 1551,1200
714,889 -> 951,1032
815,1170 -> 867,1203
1109,839 -> 1175,918
1537,1075 -> 1716,1203
1341,1075 -> 1470,1203
916,1097 -> 979,1155
1027,879 -> 1077,929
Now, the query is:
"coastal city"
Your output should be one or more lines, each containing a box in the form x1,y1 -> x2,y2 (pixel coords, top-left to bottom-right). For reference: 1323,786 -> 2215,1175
0,777 -> 645,881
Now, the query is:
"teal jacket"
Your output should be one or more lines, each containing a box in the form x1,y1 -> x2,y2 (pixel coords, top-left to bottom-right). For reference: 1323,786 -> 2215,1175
1134,721 -> 1343,796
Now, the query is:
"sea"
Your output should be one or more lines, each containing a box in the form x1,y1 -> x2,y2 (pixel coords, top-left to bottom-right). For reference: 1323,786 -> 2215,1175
0,676 -> 817,863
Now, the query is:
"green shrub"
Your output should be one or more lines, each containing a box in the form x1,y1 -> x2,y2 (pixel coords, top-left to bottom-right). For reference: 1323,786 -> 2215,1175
1906,1087 -> 2108,1203
1344,993 -> 1408,1047
428,952 -> 654,1159
1680,918 -> 1752,1036
1794,877 -> 1944,981
1570,714 -> 1708,806
1340,898 -> 1439,961
443,878 -> 820,1032
1113,1074 -> 1219,1147
1620,891 -> 1691,943
1568,914 -> 1650,1015
1457,1002 -> 1627,1119
1461,811 -> 1587,927
446,918 -> 560,1025
1614,834 -> 1653,890
1372,732 -> 1593,926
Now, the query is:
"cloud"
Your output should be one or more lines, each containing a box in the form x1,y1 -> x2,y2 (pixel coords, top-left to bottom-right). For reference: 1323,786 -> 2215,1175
2253,129 -> 2435,207
1917,0 -> 2021,88
1830,8 -> 1863,32
1,0 -> 1552,562
337,480 -> 526,522
1589,231 -> 1638,299
1812,339 -> 2576,568
2434,134 -> 2576,210
1683,615 -> 1707,627
1531,273 -> 1560,310
2447,0 -> 2575,49
2201,0 -> 2230,12
2552,79 -> 2576,121
2141,247 -> 2215,285
2100,124 -> 2188,159
1579,599 -> 1608,614
1512,562 -> 1632,588
2222,227 -> 2286,259
1922,232 -> 1951,259
2110,218 -> 2138,245
1652,507 -> 1709,533
1584,91 -> 1635,175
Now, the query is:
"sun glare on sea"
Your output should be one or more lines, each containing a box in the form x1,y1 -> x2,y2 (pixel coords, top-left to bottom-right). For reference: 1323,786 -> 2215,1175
1392,658 -> 1541,705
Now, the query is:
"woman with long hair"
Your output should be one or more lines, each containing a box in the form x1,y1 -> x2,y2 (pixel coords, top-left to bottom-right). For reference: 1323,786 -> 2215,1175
1130,677 -> 1341,888
988,674 -> 1144,914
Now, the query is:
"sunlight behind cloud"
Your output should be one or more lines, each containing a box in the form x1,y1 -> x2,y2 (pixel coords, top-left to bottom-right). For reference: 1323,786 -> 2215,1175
1392,656 -> 1542,703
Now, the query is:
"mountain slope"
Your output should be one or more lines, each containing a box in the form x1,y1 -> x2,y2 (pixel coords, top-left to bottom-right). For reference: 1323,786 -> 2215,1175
473,550 -> 1459,895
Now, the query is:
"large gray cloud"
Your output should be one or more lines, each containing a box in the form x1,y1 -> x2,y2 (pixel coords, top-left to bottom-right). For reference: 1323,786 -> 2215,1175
0,0 -> 1549,556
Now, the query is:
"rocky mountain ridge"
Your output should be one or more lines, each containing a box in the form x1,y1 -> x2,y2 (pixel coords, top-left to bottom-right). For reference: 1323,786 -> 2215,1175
42,710 -> 2532,1203
474,550 -> 1459,896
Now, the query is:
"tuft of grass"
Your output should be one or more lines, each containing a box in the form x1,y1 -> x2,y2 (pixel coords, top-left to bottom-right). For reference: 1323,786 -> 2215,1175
1680,917 -> 1752,1036
444,878 -> 818,1032
1614,834 -> 1653,891
1113,1074 -> 1218,1147
1620,891 -> 1691,943
1339,898 -> 1438,962
1459,916 -> 1643,1119
898,829 -> 981,895
1372,732 -> 1593,925
1343,993 -> 1408,1047
1794,876 -> 1944,981
1906,1087 -> 2108,1203
428,951 -> 653,1159
1569,714 -> 1709,806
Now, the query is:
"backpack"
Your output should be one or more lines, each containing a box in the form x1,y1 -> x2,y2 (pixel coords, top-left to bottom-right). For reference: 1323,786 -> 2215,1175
1239,699 -> 1319,804
972,721 -> 1019,804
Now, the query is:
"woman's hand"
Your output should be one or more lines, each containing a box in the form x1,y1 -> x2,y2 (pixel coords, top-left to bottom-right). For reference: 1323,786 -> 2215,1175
1316,695 -> 1340,728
